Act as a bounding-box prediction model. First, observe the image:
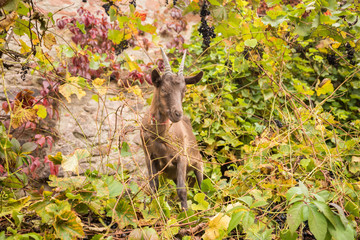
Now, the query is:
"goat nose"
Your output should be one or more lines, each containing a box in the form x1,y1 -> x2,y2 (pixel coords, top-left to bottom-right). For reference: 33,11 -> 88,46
174,110 -> 182,118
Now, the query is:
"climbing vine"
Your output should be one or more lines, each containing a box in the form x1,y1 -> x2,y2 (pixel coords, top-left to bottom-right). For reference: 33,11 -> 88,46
1,0 -> 360,239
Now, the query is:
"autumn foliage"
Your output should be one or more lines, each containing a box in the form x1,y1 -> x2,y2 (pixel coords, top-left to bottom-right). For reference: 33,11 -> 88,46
1,0 -> 360,239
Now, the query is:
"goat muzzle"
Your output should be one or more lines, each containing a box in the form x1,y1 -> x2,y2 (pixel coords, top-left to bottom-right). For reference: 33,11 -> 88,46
169,109 -> 183,123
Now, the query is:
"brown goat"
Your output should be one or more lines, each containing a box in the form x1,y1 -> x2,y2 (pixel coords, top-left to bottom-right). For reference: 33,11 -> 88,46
141,48 -> 203,210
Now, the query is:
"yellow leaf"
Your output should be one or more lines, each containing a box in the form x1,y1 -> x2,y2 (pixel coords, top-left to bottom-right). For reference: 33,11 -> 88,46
92,78 -> 107,96
126,60 -> 141,72
59,82 -> 86,103
33,104 -> 47,119
0,11 -> 17,31
203,213 -> 230,240
127,85 -> 143,98
315,124 -> 325,132
19,39 -> 31,54
316,78 -> 334,96
340,31 -> 347,39
11,105 -> 37,129
43,33 -> 57,50
93,78 -> 106,86
332,42 -> 341,49
162,218 -> 179,239
31,31 -> 40,45
316,38 -> 341,52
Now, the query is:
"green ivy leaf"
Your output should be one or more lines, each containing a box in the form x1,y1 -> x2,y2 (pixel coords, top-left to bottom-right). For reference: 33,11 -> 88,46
48,152 -> 63,165
62,149 -> 90,174
162,218 -> 179,239
17,1 -> 30,16
22,142 -> 37,153
108,199 -> 137,229
228,211 -> 244,232
238,196 -> 253,207
201,178 -> 216,193
137,22 -> 156,34
262,15 -> 287,27
91,94 -> 99,102
76,21 -> 86,34
308,204 -> 328,240
280,229 -> 298,240
53,210 -> 85,240
191,193 -> 209,211
327,214 -> 355,240
89,59 -> 100,70
61,45 -> 74,58
287,202 -> 306,233
108,29 -> 122,44
129,227 -> 159,240
312,201 -> 337,227
208,0 -> 221,6
0,196 -> 30,218
294,22 -> 312,37
244,39 -> 257,48
106,177 -> 124,198
120,142 -> 132,157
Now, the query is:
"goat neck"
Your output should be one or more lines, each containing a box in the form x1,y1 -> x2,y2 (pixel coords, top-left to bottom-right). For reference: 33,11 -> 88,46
148,88 -> 171,133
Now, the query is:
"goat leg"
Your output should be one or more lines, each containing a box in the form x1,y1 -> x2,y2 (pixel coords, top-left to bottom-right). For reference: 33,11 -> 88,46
149,158 -> 160,191
177,159 -> 188,210
194,166 -> 203,190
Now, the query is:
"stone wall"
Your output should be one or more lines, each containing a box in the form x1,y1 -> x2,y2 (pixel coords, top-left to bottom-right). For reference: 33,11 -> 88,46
1,0 -> 200,182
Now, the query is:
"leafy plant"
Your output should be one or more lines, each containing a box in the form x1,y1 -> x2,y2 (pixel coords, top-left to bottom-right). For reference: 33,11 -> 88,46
1,0 -> 360,239
56,7 -> 122,80
285,182 -> 356,239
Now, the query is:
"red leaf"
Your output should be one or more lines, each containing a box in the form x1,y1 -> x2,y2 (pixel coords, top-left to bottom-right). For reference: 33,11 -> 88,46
44,156 -> 59,176
25,121 -> 36,130
30,157 -> 41,173
2,102 -> 10,113
46,136 -> 54,151
35,134 -> 46,147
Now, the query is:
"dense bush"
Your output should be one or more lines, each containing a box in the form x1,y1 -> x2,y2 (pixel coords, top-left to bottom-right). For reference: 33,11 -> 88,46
1,0 -> 360,239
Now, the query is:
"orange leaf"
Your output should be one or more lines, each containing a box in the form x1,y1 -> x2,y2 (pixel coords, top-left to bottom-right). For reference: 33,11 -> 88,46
135,11 -> 147,21
324,10 -> 331,16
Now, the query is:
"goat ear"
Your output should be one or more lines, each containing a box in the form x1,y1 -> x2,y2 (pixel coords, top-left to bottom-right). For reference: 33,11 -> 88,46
185,71 -> 203,85
151,69 -> 162,87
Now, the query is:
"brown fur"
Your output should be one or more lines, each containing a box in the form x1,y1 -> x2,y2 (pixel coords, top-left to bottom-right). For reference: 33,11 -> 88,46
141,69 -> 203,210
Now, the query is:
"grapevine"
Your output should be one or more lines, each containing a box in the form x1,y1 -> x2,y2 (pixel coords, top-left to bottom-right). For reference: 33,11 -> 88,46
114,40 -> 129,55
326,53 -> 339,67
345,42 -> 355,65
20,65 -> 29,81
198,1 -> 216,51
